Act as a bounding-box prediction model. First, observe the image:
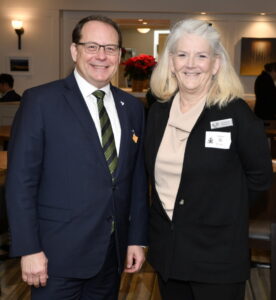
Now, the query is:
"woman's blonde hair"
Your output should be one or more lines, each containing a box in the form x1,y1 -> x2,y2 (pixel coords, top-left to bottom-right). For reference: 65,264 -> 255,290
150,18 -> 244,107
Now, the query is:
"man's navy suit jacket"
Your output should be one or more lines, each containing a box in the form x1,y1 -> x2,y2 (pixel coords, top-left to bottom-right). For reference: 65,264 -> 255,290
6,73 -> 148,278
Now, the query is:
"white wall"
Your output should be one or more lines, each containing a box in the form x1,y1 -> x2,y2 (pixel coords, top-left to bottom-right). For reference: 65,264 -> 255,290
121,29 -> 154,57
0,0 -> 276,96
206,15 -> 276,95
0,6 -> 60,95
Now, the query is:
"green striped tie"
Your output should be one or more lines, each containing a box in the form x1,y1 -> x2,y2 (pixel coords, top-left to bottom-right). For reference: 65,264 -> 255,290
93,90 -> 118,181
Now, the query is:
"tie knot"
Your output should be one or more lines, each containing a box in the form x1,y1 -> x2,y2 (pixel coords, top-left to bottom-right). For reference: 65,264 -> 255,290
93,90 -> 105,101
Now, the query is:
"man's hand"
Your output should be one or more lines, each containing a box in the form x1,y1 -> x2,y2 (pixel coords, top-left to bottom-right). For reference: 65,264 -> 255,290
21,251 -> 48,288
124,245 -> 145,273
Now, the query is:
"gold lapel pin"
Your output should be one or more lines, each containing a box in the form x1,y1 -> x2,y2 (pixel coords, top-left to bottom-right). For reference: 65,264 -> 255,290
132,130 -> 138,143
132,134 -> 138,143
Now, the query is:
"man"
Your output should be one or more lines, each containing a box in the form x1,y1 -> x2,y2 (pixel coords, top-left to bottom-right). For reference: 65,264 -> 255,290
254,62 -> 276,120
6,15 -> 148,299
0,73 -> 21,102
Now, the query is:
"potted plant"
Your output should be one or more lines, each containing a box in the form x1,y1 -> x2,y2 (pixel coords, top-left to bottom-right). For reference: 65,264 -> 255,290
123,54 -> 157,91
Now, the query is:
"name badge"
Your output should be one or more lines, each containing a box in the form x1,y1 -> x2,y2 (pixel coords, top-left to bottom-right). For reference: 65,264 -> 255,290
210,118 -> 233,129
205,131 -> 231,149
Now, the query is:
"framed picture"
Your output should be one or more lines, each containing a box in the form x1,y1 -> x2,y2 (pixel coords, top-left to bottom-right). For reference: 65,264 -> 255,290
121,48 -> 135,62
240,38 -> 276,76
6,55 -> 32,75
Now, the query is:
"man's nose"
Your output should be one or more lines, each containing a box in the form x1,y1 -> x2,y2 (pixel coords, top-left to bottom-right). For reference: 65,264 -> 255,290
95,46 -> 107,59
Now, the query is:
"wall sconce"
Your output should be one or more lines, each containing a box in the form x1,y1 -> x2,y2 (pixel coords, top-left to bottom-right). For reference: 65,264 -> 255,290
12,20 -> 24,50
137,28 -> 151,34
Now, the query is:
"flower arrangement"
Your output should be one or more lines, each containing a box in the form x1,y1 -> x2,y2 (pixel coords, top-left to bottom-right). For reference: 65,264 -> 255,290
123,54 -> 157,81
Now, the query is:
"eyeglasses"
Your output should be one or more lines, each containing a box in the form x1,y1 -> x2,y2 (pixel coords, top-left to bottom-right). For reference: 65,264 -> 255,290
76,42 -> 120,56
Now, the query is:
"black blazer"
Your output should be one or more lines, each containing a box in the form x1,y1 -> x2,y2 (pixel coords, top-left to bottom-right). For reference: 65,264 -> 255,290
145,97 -> 272,283
6,73 -> 148,278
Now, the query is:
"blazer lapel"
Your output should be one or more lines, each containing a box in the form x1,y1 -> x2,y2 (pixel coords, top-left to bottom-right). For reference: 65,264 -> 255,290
152,100 -> 172,179
63,74 -> 109,173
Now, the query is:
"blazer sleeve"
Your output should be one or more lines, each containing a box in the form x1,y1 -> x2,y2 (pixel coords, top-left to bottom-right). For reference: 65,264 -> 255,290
236,100 -> 273,192
6,89 -> 44,257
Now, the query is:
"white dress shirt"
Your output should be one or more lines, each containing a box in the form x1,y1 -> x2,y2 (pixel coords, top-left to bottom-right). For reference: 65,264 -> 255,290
74,69 -> 121,154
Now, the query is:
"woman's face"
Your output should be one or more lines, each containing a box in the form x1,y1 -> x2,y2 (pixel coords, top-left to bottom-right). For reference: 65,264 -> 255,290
170,33 -> 220,97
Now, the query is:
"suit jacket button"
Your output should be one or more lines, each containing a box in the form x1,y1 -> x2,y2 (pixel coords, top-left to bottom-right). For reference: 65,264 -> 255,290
179,199 -> 185,205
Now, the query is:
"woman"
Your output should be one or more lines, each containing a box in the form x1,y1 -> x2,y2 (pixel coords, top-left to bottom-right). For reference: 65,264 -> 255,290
145,19 -> 272,300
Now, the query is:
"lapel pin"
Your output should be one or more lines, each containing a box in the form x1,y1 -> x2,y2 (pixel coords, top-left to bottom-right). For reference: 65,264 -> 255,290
132,134 -> 138,143
120,101 -> 125,106
132,129 -> 138,143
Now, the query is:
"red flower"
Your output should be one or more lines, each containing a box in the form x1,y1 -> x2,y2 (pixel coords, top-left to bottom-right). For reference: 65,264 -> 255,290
123,54 -> 157,80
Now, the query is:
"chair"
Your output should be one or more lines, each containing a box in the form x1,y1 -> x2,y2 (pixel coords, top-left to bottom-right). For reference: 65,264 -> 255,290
264,120 -> 276,159
0,151 -> 7,170
249,170 -> 276,300
0,151 -> 8,241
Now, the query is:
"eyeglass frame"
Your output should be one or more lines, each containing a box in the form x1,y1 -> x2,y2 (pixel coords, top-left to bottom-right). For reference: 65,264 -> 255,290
76,41 -> 120,56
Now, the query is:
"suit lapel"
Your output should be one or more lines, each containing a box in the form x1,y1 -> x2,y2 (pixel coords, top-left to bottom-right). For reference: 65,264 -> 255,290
63,74 -> 110,173
111,85 -> 129,178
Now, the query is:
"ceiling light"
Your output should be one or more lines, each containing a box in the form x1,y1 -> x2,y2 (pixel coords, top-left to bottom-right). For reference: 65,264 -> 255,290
137,28 -> 151,34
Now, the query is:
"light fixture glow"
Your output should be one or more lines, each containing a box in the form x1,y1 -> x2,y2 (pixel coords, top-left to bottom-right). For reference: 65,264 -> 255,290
260,12 -> 266,15
11,20 -> 24,50
12,20 -> 23,29
200,12 -> 207,15
137,28 -> 151,34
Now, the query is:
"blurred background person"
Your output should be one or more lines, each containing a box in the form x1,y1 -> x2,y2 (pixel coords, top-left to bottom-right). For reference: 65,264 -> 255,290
254,62 -> 276,120
0,73 -> 21,102
145,19 -> 272,300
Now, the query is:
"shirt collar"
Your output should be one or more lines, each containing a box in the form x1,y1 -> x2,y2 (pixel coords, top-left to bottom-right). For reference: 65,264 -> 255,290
74,69 -> 111,99
168,92 -> 206,133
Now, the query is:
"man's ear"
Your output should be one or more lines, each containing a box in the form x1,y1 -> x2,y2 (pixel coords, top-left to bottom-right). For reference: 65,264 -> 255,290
118,48 -> 122,64
70,43 -> 78,62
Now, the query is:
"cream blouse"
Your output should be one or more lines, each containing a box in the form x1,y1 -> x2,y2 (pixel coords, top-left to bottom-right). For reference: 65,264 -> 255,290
155,93 -> 206,219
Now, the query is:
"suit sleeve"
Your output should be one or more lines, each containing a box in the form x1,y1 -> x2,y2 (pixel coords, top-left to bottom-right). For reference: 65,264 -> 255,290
127,101 -> 149,246
6,89 -> 44,257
